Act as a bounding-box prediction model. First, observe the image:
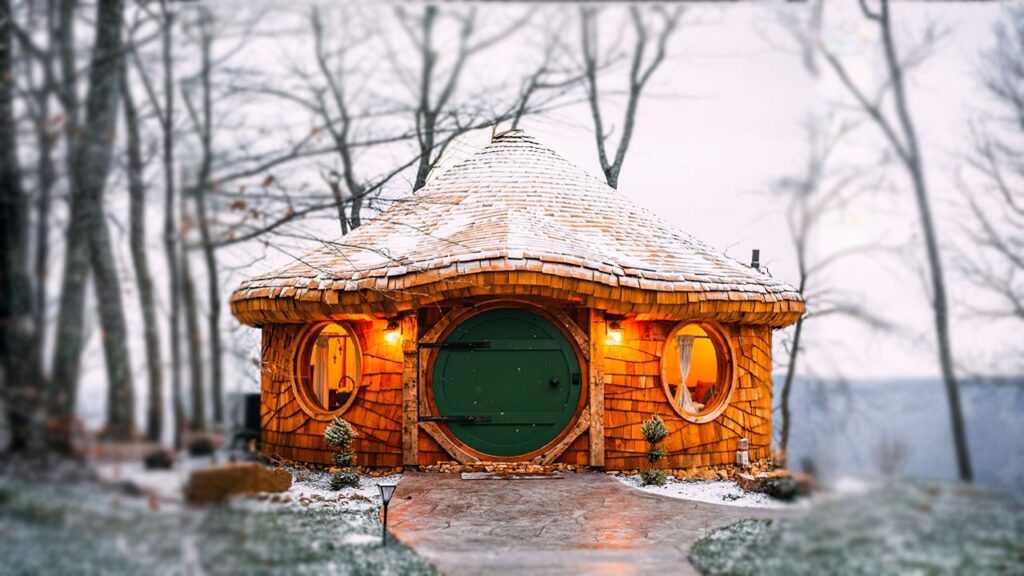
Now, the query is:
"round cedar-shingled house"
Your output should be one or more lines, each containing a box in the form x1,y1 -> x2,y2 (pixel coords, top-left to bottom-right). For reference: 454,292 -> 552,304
231,131 -> 803,470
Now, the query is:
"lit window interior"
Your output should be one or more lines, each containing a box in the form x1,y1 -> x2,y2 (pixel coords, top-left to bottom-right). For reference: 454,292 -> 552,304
299,323 -> 360,412
662,324 -> 722,415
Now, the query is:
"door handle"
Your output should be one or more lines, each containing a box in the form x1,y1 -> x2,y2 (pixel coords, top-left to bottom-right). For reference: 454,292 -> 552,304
549,377 -> 560,387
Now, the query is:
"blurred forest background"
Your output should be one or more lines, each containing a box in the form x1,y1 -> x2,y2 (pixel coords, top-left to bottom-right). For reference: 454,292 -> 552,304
1,0 -> 1021,492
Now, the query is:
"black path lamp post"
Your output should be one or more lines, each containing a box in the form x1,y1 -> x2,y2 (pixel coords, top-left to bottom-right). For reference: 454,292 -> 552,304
378,482 -> 397,546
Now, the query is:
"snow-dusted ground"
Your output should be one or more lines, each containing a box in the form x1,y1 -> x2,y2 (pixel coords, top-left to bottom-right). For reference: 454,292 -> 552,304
690,481 -> 1024,575
270,466 -> 403,514
94,455 -> 218,508
1,462 -> 432,574
614,474 -> 811,509
94,456 -> 402,518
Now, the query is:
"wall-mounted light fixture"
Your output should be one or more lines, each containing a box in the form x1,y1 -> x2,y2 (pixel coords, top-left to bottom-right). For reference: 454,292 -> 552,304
385,319 -> 401,344
606,319 -> 623,346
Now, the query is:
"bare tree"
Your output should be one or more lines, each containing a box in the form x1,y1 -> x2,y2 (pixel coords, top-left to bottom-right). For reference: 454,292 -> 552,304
959,4 -> 1024,373
49,0 -> 135,447
773,116 -> 892,455
0,0 -> 44,452
14,3 -> 59,372
394,6 -> 535,192
819,0 -> 972,481
309,6 -> 371,233
179,174 -> 205,433
121,59 -> 163,443
181,5 -> 222,425
580,5 -> 683,189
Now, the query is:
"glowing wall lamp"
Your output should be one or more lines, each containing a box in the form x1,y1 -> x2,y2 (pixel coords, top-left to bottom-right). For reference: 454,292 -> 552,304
378,482 -> 397,545
384,319 -> 401,344
606,320 -> 623,346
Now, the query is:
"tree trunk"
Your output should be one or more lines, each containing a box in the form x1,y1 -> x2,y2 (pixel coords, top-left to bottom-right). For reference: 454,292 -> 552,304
411,7 -> 437,192
158,0 -> 184,449
180,192 -> 205,432
193,11 -> 223,424
875,0 -> 973,482
0,0 -> 43,452
31,4 -> 57,373
86,0 -> 133,442
50,0 -> 127,451
90,198 -> 134,441
779,314 -> 804,456
122,71 -> 163,443
910,161 -> 973,481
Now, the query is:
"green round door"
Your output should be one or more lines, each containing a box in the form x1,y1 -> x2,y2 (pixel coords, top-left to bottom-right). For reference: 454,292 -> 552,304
432,308 -> 582,457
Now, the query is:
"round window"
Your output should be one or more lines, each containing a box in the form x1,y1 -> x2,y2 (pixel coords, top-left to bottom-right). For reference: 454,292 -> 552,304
660,322 -> 734,422
295,322 -> 362,417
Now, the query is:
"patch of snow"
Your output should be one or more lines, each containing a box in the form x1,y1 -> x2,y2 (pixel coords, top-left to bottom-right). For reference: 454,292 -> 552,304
827,475 -> 880,496
614,475 -> 810,509
341,533 -> 381,546
278,467 -> 402,512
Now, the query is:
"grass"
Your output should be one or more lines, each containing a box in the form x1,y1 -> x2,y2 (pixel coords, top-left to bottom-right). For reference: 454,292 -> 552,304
689,481 -> 1024,576
0,479 -> 436,576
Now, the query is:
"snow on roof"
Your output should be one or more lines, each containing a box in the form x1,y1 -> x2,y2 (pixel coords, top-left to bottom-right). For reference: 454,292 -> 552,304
231,130 -> 802,323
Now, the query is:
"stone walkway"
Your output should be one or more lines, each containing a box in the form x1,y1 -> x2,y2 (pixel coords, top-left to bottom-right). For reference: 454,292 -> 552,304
389,471 -> 799,576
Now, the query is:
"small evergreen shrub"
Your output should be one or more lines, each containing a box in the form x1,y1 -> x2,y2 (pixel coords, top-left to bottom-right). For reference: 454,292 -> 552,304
640,414 -> 669,486
646,446 -> 666,463
329,470 -> 360,490
325,418 -> 356,449
324,417 -> 359,490
332,452 -> 354,468
640,415 -> 670,444
640,467 -> 667,487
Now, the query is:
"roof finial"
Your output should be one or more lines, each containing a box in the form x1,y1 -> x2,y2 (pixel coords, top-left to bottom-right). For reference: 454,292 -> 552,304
492,125 -> 524,142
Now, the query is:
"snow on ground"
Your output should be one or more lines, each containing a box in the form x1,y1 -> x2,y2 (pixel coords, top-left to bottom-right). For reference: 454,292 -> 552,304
93,455 -> 402,517
689,481 -> 1024,575
614,474 -> 811,509
275,466 -> 402,514
94,455 -> 219,508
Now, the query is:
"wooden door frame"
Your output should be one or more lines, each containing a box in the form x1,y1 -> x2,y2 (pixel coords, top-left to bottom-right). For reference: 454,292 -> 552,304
409,299 -> 594,465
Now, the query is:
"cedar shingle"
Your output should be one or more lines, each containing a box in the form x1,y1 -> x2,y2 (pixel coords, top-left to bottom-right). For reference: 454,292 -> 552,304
232,131 -> 803,325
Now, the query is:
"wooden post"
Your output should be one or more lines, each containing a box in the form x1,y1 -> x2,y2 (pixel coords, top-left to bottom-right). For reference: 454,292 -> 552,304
589,309 -> 606,468
401,313 -> 419,467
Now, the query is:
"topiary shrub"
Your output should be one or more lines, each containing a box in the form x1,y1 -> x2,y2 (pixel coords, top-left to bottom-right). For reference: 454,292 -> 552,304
329,470 -> 360,490
324,417 -> 359,491
640,415 -> 670,486
640,467 -> 667,487
640,415 -> 670,444
325,417 -> 356,449
332,451 -> 354,468
646,446 -> 666,463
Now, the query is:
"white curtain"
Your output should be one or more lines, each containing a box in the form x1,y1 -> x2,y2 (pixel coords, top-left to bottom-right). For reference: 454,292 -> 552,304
674,335 -> 699,412
315,335 -> 329,402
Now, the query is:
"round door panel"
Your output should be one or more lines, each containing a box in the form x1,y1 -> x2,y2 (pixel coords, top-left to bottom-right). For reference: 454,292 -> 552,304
432,308 -> 582,457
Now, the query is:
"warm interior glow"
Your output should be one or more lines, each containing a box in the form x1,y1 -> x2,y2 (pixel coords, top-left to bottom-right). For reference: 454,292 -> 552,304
299,322 -> 361,412
606,321 -> 623,345
384,320 -> 401,344
662,323 -> 723,415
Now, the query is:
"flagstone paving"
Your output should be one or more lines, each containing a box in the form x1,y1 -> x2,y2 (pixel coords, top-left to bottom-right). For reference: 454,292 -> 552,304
389,471 -> 800,576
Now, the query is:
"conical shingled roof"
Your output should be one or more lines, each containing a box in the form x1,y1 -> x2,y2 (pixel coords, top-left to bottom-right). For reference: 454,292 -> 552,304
231,131 -> 803,327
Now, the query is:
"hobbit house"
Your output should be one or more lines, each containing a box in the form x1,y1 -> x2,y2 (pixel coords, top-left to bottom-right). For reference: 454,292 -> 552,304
230,130 -> 804,470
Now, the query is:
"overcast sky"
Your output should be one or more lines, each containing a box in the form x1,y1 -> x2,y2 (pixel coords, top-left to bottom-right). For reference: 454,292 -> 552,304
63,1 -> 1015,428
